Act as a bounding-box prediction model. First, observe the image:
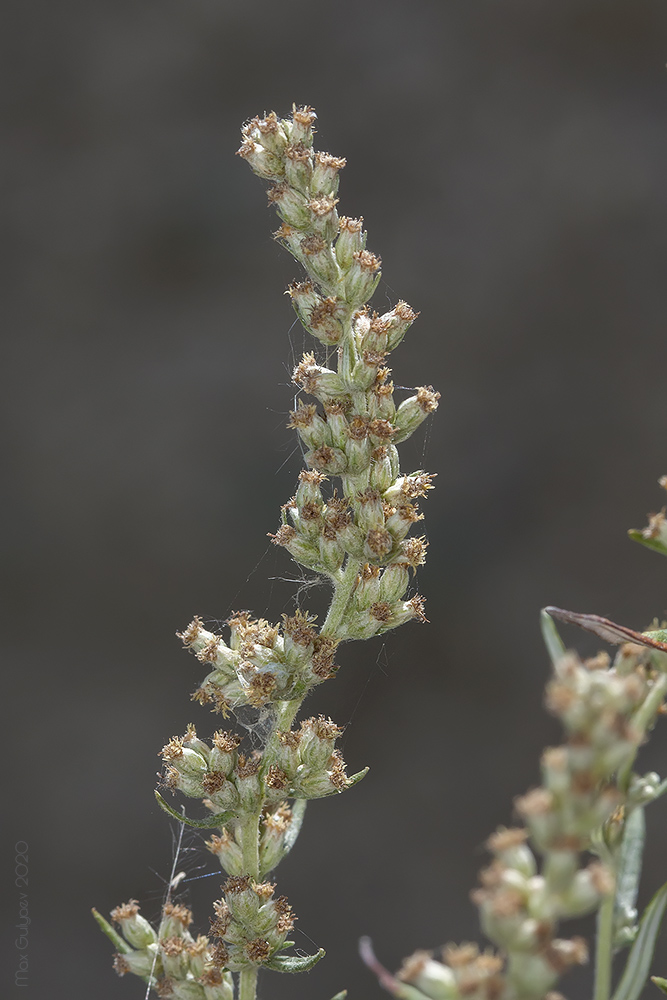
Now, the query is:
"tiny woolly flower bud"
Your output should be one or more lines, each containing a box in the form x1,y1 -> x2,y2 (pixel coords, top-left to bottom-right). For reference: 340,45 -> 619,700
335,216 -> 366,270
259,803 -> 294,873
324,401 -> 349,448
160,936 -> 190,980
111,900 -> 158,949
306,444 -> 348,475
293,353 -> 344,400
308,194 -> 339,241
354,563 -> 381,610
369,445 -> 395,491
299,233 -> 340,287
288,402 -> 331,451
270,524 -> 322,570
384,472 -> 436,503
236,139 -> 285,181
354,487 -> 385,532
206,830 -> 244,876
319,525 -> 345,573
379,563 -> 409,604
384,301 -> 420,351
209,730 -> 241,775
201,967 -> 235,1000
289,284 -> 346,345
235,753 -> 262,809
398,951 -> 458,1000
393,386 -> 441,443
385,502 -> 423,543
115,947 -> 161,981
247,112 -> 288,155
161,902 -> 194,939
486,828 -> 536,879
560,862 -> 614,918
311,151 -> 346,196
289,104 -> 317,147
284,142 -> 313,194
364,527 -> 394,562
267,182 -> 311,229
345,249 -> 382,307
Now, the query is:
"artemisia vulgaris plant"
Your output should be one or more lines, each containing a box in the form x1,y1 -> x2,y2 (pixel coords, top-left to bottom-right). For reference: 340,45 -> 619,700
362,482 -> 667,999
93,105 -> 439,1000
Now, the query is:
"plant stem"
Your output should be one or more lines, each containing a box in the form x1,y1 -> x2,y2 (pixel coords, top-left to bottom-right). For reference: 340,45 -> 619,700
322,556 -> 361,637
239,967 -> 258,1000
594,889 -> 616,1000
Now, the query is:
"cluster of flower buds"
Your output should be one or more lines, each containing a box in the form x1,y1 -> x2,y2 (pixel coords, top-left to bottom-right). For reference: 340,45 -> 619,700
391,640 -> 667,1000
206,876 -> 296,974
177,611 -> 340,711
265,714 -> 366,798
160,719 -> 363,826
108,899 -> 234,1000
237,104 -> 437,651
396,943 -> 506,1000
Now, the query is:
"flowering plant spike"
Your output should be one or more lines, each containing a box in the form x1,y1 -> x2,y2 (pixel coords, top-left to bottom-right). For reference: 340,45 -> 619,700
94,105 -> 439,1000
364,477 -> 667,1000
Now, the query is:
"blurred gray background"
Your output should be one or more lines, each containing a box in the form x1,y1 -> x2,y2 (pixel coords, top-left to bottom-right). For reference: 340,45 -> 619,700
4,0 -> 667,997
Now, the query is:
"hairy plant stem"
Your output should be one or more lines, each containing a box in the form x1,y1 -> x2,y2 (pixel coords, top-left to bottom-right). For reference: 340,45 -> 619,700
593,889 -> 616,1000
239,967 -> 259,1000
322,556 -> 363,637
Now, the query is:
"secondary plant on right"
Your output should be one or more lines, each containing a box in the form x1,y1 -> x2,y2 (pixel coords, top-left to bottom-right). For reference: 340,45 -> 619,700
364,479 -> 667,999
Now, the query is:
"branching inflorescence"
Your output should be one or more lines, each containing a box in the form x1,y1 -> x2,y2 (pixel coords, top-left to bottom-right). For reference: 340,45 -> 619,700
94,105 -> 439,1000
363,484 -> 667,1000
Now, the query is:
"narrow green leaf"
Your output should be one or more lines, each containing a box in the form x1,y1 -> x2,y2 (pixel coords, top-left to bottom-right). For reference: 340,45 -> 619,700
540,608 -> 567,665
154,790 -> 235,829
92,908 -> 133,955
92,909 -> 156,985
628,530 -> 667,558
330,992 -> 348,999
651,978 -> 667,995
265,946 -> 325,972
612,881 -> 667,1000
347,766 -> 369,788
613,807 -> 645,951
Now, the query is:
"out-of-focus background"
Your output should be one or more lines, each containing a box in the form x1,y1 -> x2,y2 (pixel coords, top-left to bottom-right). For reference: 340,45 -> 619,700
4,1 -> 667,997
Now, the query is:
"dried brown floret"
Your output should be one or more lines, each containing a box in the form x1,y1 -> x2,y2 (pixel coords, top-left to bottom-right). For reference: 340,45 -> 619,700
348,416 -> 370,440
271,525 -> 297,546
245,938 -> 272,963
266,765 -> 289,790
203,771 -> 227,793
111,900 -> 141,923
236,754 -> 261,778
212,730 -> 242,753
370,602 -> 393,623
353,249 -> 381,272
177,616 -> 204,646
163,902 -> 193,926
224,875 -> 252,894
366,528 -> 393,557
112,954 -> 130,976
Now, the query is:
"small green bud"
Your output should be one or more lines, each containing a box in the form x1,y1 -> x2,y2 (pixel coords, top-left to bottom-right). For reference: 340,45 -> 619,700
236,139 -> 285,181
267,182 -> 311,228
344,250 -> 382,307
393,387 -> 440,443
398,952 -> 458,1000
284,142 -> 313,194
335,216 -> 366,270
110,900 -> 158,949
311,151 -> 346,197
